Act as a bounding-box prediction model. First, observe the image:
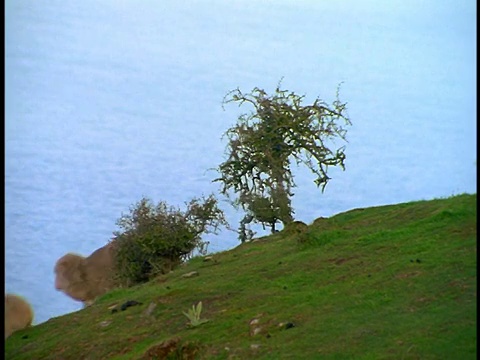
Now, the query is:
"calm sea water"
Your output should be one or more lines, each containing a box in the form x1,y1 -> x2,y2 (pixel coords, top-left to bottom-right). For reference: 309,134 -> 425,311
5,0 -> 476,325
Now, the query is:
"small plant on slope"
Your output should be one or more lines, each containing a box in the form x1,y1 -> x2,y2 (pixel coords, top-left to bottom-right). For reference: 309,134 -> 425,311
183,301 -> 209,328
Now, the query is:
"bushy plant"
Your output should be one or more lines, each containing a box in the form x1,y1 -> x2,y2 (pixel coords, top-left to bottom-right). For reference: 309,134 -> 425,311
113,194 -> 228,286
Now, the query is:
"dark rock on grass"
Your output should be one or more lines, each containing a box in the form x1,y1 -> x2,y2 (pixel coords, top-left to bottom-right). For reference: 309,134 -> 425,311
111,300 -> 143,313
121,300 -> 143,311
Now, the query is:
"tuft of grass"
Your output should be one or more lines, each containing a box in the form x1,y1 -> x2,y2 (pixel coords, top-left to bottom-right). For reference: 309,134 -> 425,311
6,193 -> 476,359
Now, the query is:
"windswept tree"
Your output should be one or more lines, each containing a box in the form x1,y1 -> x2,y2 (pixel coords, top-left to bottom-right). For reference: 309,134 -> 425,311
214,81 -> 351,242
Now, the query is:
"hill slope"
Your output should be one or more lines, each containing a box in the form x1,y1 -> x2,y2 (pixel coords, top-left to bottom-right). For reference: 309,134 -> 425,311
6,193 -> 477,359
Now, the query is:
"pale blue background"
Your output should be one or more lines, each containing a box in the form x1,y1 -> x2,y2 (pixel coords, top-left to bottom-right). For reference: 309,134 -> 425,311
5,0 -> 476,325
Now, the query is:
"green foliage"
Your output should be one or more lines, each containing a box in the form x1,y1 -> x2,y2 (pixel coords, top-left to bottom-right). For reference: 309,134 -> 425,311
182,301 -> 209,328
214,80 -> 351,241
113,194 -> 228,286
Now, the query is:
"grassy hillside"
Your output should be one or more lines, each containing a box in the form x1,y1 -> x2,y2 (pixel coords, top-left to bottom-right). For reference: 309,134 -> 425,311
6,193 -> 476,359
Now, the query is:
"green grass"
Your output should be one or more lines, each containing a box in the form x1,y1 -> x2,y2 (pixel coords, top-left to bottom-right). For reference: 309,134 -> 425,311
6,193 -> 476,359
